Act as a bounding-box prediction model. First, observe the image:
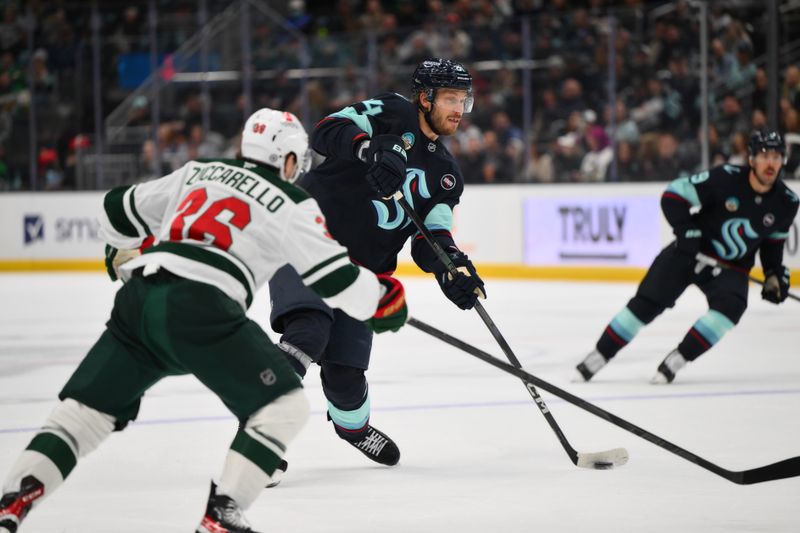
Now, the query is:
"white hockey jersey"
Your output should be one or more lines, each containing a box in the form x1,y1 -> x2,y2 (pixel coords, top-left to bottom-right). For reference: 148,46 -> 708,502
98,158 -> 381,319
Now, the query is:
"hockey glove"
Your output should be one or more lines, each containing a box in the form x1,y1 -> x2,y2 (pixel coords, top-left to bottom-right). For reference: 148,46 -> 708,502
674,224 -> 702,257
104,245 -> 141,282
761,265 -> 790,304
366,274 -> 408,333
435,251 -> 487,310
361,134 -> 407,197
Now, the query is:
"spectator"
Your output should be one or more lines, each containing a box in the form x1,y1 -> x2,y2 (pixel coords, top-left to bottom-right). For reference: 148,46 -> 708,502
523,141 -> 555,183
580,125 -> 613,182
606,140 -> 642,182
642,132 -> 681,181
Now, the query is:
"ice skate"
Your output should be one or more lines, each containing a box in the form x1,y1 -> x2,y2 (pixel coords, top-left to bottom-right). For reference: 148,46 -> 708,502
574,349 -> 608,382
196,481 -> 261,533
651,349 -> 688,384
347,425 -> 400,466
0,476 -> 44,533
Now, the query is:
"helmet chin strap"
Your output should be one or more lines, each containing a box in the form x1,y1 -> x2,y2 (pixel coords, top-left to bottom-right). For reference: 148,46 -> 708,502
422,106 -> 443,136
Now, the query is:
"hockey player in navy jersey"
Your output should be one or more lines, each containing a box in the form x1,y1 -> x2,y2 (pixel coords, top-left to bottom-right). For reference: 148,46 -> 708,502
575,131 -> 798,384
268,58 -> 486,468
0,108 -> 408,533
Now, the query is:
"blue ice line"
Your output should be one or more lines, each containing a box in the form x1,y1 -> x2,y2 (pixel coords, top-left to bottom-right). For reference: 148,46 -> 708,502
1,387 -> 799,435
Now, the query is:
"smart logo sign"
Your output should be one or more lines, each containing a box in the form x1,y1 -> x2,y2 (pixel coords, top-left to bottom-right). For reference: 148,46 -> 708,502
523,196 -> 661,266
22,214 -> 102,246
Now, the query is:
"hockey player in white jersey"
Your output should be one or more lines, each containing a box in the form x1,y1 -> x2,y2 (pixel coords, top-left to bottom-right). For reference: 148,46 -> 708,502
0,108 -> 408,533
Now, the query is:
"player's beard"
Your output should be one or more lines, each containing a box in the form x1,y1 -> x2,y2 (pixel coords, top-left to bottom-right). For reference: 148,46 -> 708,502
431,108 -> 461,136
754,163 -> 780,189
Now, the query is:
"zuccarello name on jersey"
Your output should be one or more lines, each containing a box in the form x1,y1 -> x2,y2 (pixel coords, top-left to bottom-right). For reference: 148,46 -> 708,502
186,162 -> 286,213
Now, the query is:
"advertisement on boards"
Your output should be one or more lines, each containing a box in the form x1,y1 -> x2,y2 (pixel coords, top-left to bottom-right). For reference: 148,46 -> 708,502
523,196 -> 662,266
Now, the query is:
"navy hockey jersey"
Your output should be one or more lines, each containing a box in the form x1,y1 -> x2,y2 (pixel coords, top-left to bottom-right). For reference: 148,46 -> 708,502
300,92 -> 464,273
662,164 -> 799,270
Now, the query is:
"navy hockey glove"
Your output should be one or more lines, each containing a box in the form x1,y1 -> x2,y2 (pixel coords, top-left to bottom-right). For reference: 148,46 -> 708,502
361,134 -> 407,197
761,265 -> 790,304
674,224 -> 702,257
435,251 -> 487,310
366,274 -> 408,333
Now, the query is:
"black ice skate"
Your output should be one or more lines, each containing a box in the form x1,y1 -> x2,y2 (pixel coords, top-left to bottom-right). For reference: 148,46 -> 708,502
338,424 -> 400,466
196,481 -> 261,533
0,475 -> 44,533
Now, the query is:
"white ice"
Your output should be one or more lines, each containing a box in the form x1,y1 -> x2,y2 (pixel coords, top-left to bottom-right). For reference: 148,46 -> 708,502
0,273 -> 798,533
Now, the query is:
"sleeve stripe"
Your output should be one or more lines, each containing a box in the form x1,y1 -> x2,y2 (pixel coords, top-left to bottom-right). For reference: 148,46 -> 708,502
103,185 -> 140,238
662,191 -> 689,204
127,187 -> 152,235
329,106 -> 374,137
665,177 -> 701,208
308,264 -> 361,298
423,203 -> 454,232
767,231 -> 789,240
300,251 -> 349,281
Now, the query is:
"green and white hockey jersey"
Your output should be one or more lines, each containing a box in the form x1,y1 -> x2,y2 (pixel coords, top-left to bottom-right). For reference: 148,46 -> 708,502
98,158 -> 381,319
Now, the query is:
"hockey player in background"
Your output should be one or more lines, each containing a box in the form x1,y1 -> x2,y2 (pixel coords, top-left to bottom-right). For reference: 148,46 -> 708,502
0,108 -> 408,533
575,130 -> 798,384
267,58 -> 486,469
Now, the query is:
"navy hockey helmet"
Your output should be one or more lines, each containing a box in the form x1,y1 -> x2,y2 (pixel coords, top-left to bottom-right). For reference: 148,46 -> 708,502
411,58 -> 474,113
748,130 -> 786,161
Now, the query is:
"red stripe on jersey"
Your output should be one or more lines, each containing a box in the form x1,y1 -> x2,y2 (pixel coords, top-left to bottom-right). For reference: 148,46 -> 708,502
662,192 -> 689,204
414,230 -> 452,241
353,132 -> 368,144
314,116 -> 337,129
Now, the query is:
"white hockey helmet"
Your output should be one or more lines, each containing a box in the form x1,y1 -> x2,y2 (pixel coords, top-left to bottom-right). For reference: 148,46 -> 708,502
240,108 -> 311,182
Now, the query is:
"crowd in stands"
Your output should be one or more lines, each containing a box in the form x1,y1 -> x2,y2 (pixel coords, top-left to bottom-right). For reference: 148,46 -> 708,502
1,0 -> 798,190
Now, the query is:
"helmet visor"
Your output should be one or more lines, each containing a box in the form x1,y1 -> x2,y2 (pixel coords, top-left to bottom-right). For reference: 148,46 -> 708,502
435,90 -> 474,113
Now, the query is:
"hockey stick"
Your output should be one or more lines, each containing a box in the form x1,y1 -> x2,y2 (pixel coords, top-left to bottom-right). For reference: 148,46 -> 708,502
394,193 -> 627,469
407,316 -> 800,485
696,253 -> 800,302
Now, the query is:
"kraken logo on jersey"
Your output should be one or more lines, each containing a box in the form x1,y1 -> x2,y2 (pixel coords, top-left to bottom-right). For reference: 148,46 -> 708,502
711,218 -> 759,260
372,168 -> 431,230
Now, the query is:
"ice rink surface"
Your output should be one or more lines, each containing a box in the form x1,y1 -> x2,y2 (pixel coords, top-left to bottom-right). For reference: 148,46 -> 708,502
0,272 -> 798,532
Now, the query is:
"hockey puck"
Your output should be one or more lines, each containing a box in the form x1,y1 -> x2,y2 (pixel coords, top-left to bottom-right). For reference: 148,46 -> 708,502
593,461 -> 614,470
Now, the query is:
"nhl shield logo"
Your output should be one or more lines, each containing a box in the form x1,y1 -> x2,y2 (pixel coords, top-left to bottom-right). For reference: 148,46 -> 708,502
763,213 -> 775,227
441,174 -> 456,190
724,197 -> 739,212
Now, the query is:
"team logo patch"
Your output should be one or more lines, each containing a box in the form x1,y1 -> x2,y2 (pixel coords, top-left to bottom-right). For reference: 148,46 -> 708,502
401,132 -> 415,151
763,213 -> 775,227
724,197 -> 739,212
441,174 -> 456,190
428,142 -> 437,152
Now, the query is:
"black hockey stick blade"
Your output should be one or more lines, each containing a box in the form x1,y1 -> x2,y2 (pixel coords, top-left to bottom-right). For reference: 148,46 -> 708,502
407,317 -> 800,485
407,317 -> 628,470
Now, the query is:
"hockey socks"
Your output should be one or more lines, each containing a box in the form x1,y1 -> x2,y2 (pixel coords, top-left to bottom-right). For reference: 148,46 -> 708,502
596,306 -> 646,360
677,310 -> 735,361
